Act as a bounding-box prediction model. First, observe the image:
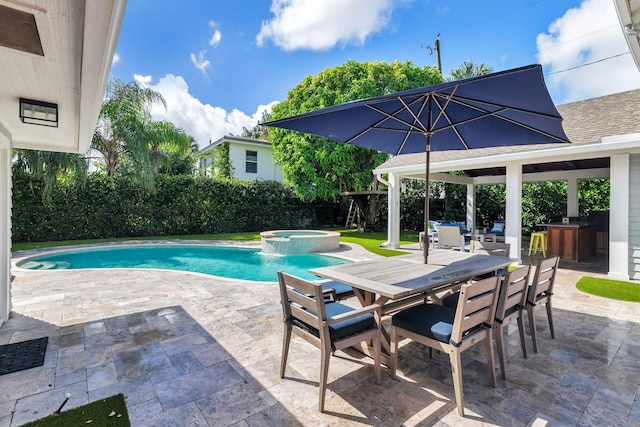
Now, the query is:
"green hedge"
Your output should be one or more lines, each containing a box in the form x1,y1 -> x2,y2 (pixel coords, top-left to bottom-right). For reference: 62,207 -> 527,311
12,173 -> 333,242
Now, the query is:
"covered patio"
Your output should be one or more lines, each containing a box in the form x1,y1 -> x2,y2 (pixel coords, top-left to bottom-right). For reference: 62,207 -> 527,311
3,242 -> 639,426
374,88 -> 640,281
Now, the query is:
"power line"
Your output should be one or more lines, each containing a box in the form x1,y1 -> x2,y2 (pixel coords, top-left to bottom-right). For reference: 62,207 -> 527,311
502,24 -> 620,67
544,52 -> 631,75
436,0 -> 548,35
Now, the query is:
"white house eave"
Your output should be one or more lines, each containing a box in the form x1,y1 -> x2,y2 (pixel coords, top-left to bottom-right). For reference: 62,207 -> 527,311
77,0 -> 127,154
374,135 -> 640,177
614,0 -> 640,71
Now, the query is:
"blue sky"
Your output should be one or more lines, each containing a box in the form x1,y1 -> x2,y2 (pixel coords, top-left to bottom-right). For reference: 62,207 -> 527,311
110,0 -> 640,148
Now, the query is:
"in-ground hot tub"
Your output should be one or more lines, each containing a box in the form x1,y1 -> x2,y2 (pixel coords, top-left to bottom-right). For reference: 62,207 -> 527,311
260,230 -> 340,254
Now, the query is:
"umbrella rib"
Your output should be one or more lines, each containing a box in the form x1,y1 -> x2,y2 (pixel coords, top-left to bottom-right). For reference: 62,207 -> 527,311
342,96 -> 428,145
396,94 -> 430,154
434,92 -> 563,121
430,94 -> 569,143
431,87 -> 471,149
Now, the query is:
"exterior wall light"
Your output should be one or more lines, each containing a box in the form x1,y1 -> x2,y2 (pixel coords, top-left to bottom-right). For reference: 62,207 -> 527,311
625,24 -> 640,36
19,98 -> 58,127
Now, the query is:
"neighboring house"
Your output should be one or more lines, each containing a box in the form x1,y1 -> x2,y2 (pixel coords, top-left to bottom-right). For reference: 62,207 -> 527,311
374,88 -> 640,281
0,1 -> 125,326
196,135 -> 284,182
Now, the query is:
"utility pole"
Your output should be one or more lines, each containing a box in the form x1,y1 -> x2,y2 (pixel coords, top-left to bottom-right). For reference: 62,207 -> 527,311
424,34 -> 442,75
434,34 -> 441,75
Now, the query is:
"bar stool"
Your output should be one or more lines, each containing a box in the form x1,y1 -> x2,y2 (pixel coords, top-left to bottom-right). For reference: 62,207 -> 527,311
528,231 -> 547,256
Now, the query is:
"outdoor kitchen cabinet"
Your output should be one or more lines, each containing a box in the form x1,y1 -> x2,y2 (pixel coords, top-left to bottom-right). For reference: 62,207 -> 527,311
545,223 -> 597,262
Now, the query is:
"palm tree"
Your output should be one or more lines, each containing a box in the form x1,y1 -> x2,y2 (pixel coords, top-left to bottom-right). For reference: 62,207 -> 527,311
446,61 -> 494,81
13,149 -> 87,201
143,121 -> 192,176
91,79 -> 166,180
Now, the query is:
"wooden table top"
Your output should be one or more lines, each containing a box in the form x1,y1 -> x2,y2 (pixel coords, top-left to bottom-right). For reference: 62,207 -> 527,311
310,250 -> 512,300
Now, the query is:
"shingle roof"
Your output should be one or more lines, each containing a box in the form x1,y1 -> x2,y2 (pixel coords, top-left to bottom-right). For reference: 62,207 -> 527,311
377,88 -> 640,170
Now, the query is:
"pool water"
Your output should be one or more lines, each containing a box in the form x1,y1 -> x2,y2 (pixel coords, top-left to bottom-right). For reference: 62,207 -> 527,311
17,245 -> 349,282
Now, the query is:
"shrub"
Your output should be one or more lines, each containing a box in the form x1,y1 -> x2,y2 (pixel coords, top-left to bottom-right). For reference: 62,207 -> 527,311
11,174 -> 332,242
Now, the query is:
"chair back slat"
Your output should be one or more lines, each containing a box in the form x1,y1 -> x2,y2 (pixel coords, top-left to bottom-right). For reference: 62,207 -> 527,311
278,271 -> 327,329
496,265 -> 531,321
290,305 -> 323,328
528,257 -> 559,304
451,276 -> 500,344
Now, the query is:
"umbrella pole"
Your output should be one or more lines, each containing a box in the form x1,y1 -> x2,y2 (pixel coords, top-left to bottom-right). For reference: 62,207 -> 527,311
423,135 -> 431,264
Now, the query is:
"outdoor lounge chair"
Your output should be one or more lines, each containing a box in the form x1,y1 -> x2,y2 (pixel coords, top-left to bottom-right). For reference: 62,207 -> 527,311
389,276 -> 500,416
277,271 -> 381,412
437,225 -> 470,251
490,221 -> 505,242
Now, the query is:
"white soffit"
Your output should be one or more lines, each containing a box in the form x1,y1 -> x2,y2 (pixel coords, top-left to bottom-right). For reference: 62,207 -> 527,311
614,0 -> 640,71
0,0 -> 126,154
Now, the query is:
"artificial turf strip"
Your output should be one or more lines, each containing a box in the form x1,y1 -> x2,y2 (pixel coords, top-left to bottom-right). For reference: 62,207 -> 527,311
576,276 -> 640,302
21,394 -> 130,427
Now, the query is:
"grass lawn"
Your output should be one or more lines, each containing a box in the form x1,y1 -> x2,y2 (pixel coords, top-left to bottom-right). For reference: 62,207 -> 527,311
12,229 -> 420,257
576,276 -> 640,302
21,394 -> 129,427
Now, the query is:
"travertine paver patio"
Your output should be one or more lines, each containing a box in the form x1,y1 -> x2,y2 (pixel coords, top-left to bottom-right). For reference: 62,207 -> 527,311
1,242 -> 639,426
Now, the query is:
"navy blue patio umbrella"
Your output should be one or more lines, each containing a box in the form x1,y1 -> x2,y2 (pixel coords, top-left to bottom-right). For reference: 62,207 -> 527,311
263,64 -> 570,262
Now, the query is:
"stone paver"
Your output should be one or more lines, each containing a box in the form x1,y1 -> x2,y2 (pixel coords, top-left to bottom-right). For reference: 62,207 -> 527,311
1,242 -> 638,426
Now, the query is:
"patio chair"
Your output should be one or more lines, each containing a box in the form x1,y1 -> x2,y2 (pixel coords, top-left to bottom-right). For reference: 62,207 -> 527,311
438,242 -> 511,296
277,271 -> 381,412
293,280 -> 354,303
524,256 -> 560,353
319,280 -> 354,301
493,265 -> 531,379
470,241 -> 510,257
490,221 -> 505,243
389,276 -> 500,416
438,225 -> 470,251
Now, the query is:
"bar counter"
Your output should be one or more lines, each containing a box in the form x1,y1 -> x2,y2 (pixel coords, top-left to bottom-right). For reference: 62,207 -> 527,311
542,222 -> 597,261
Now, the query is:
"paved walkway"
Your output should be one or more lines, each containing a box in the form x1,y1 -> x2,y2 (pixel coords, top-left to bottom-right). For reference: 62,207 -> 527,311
1,242 -> 639,426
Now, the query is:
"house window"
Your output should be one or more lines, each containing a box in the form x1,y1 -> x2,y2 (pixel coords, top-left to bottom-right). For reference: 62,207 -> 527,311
246,150 -> 257,174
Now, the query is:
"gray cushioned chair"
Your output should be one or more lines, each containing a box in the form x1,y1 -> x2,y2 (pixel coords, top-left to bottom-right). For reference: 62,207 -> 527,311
278,271 -> 381,412
389,276 -> 500,416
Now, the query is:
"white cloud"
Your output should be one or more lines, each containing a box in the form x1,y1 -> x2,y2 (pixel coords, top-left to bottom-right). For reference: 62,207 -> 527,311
134,74 -> 152,87
256,0 -> 397,51
537,0 -> 640,103
209,20 -> 222,47
112,53 -> 121,65
190,50 -> 211,74
133,74 -> 278,148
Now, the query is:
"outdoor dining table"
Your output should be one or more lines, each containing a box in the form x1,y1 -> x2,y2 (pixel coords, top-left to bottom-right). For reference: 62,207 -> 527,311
309,250 -> 513,362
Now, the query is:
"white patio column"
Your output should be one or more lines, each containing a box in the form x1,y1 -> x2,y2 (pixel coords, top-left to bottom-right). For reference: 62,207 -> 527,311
385,172 -> 401,249
466,183 -> 475,231
0,133 -> 11,327
608,153 -> 629,280
567,177 -> 578,217
505,162 -> 523,261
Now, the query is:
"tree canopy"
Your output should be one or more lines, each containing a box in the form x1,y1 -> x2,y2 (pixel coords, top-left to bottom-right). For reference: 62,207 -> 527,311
267,60 -> 442,201
91,78 -> 166,185
446,60 -> 494,81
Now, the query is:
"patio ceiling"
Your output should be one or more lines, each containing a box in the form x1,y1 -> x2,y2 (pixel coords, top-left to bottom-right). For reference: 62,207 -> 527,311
0,0 -> 126,154
464,157 -> 610,178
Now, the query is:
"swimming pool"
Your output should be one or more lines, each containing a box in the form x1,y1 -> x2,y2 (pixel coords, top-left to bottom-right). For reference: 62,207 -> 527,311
16,245 -> 350,282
